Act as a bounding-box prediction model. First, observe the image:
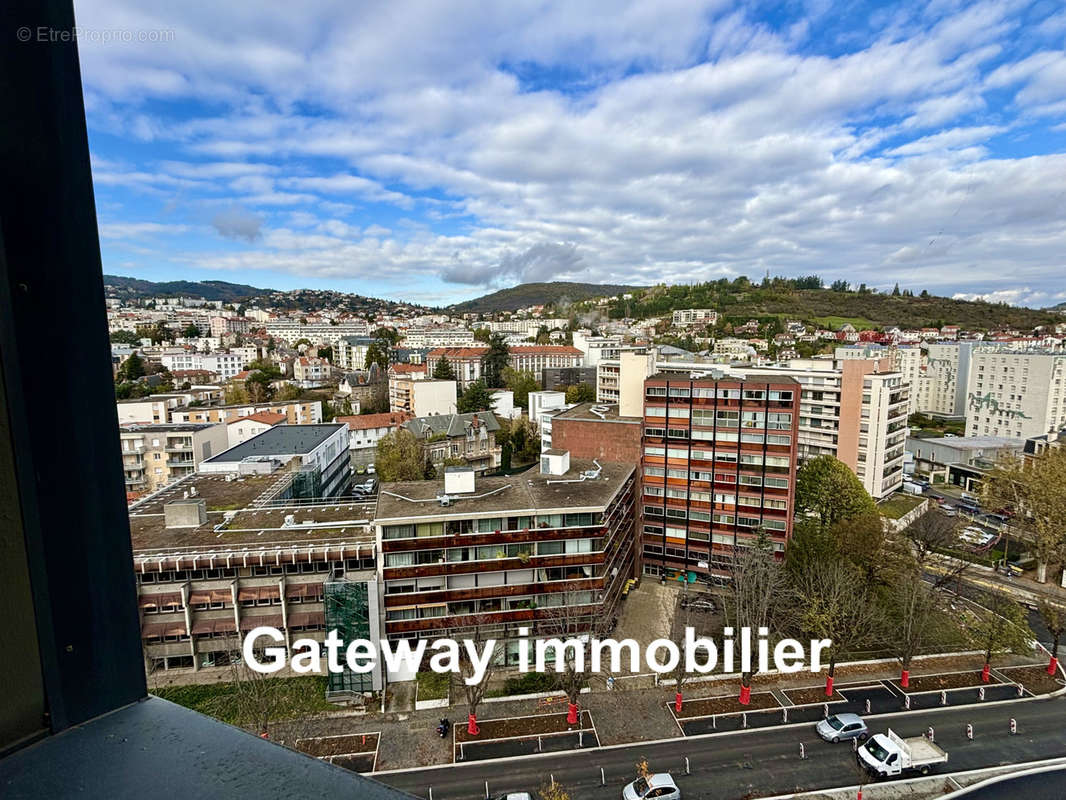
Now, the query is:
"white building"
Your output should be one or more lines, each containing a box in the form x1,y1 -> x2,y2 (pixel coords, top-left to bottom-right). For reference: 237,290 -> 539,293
490,389 -> 520,420
596,349 -> 654,407
160,350 -> 247,380
389,378 -> 458,417
401,328 -> 477,349
672,308 -> 719,328
225,411 -> 286,447
918,342 -> 977,418
836,344 -> 921,415
264,320 -> 370,346
965,349 -> 1066,440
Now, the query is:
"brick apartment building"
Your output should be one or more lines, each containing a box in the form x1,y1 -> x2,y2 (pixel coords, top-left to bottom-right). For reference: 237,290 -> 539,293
640,373 -> 800,580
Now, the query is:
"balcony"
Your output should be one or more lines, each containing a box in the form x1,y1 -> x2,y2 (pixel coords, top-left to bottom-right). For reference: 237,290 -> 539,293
164,443 -> 193,453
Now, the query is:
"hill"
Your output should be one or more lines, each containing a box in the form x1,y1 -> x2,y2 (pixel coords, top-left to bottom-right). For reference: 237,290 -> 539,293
104,275 -> 267,303
450,281 -> 645,313
604,279 -> 1060,331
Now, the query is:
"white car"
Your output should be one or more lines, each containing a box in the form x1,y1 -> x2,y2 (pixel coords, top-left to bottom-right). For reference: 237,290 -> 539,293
622,773 -> 681,800
958,528 -> 995,547
492,794 -> 532,800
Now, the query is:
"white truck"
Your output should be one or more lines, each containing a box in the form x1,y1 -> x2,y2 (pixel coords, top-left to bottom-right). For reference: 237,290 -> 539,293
858,729 -> 948,778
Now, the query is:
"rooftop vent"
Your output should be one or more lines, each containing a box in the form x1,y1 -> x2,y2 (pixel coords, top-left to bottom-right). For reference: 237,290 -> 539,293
164,498 -> 207,529
444,466 -> 475,495
540,449 -> 570,476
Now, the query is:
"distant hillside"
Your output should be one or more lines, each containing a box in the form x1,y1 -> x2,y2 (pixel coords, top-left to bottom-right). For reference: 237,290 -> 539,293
450,281 -> 646,313
606,279 -> 1060,331
104,275 -> 267,303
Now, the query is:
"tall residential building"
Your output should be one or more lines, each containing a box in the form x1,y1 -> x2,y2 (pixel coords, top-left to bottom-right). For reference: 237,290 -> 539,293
120,423 -> 229,495
597,349 -> 653,406
654,357 -> 910,500
264,320 -> 370,346
672,309 -> 719,328
373,459 -> 637,680
965,349 -> 1066,439
918,341 -> 977,418
160,350 -> 248,380
640,373 -> 801,580
836,343 -> 921,415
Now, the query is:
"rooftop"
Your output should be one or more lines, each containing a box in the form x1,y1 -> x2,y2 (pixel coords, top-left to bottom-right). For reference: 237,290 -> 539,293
375,458 -> 635,522
204,423 -> 345,463
226,411 -> 286,426
917,436 -> 1024,450
403,411 -> 500,439
556,402 -> 641,423
120,423 -> 218,433
336,412 -> 412,431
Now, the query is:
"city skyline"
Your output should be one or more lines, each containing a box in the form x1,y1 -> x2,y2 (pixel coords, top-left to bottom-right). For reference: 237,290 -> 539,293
79,0 -> 1066,307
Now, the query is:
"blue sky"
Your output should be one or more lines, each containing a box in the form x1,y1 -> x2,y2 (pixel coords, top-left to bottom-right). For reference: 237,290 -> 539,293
76,0 -> 1066,307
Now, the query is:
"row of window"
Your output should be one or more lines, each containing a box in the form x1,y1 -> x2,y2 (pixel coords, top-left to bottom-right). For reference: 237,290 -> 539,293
383,512 -> 601,540
385,565 -> 597,595
644,506 -> 787,530
383,538 -> 596,568
643,525 -> 787,549
643,485 -> 788,509
385,590 -> 598,621
137,557 -> 374,583
646,387 -> 794,402
644,444 -> 792,459
643,466 -> 790,488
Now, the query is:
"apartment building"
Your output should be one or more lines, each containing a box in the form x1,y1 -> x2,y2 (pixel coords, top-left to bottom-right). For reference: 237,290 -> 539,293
170,399 -> 323,425
836,344 -> 921,415
483,318 -> 568,336
653,357 -> 909,500
918,341 -> 977,418
160,350 -> 247,380
403,411 -> 502,473
199,423 -> 352,498
541,366 -> 597,391
713,338 -> 757,360
572,331 -> 627,367
336,412 -> 412,454
129,473 -> 380,695
640,373 -> 800,580
265,320 -> 370,346
508,346 -> 584,373
389,377 -> 457,416
402,327 -> 477,349
225,411 -> 286,447
208,316 -> 251,336
672,309 -> 719,328
965,349 -> 1066,439
597,350 -> 655,409
116,390 -> 224,424
373,458 -> 637,679
426,347 -> 486,388
120,422 -> 229,494
292,356 -> 331,388
335,336 -> 375,371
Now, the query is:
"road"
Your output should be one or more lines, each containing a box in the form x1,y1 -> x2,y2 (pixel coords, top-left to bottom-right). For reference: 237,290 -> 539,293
374,696 -> 1066,799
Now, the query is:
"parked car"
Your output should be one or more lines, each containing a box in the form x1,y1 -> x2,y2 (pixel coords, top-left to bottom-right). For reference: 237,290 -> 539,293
492,794 -> 532,800
367,463 -> 376,474
958,527 -> 995,548
680,594 -> 717,613
940,505 -> 957,517
816,713 -> 868,743
622,773 -> 681,800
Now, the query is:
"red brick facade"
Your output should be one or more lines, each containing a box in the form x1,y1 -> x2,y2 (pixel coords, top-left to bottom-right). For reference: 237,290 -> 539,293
551,417 -> 643,463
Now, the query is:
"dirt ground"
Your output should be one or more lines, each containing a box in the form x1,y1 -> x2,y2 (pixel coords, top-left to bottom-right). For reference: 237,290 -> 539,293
1000,663 -> 1065,695
785,686 -> 845,705
674,690 -> 780,718
296,732 -> 378,757
895,670 -> 1000,693
454,709 -> 593,743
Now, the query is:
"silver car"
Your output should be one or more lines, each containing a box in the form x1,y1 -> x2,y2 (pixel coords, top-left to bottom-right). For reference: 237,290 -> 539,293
816,713 -> 868,743
622,773 -> 681,800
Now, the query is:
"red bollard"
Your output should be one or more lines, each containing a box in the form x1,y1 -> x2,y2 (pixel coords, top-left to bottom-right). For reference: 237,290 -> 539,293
739,684 -> 752,705
825,675 -> 834,697
982,663 -> 991,683
900,669 -> 910,689
675,692 -> 683,713
567,702 -> 579,725
467,713 -> 480,736
1048,656 -> 1059,676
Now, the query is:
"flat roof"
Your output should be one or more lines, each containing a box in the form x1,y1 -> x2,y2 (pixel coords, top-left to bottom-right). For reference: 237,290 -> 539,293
915,436 -> 1023,449
120,423 -> 216,433
555,402 -> 641,423
375,458 -> 635,523
204,423 -> 345,463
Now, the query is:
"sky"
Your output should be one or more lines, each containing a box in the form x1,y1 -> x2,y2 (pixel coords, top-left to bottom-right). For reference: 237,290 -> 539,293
75,0 -> 1066,307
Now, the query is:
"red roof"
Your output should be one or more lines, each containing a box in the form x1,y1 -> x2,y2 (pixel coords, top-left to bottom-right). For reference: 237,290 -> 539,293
390,363 -> 427,374
428,347 -> 489,359
227,411 -> 286,426
335,412 -> 412,431
509,346 -> 583,356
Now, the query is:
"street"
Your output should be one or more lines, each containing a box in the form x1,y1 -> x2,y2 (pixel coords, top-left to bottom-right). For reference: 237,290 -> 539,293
374,696 -> 1066,799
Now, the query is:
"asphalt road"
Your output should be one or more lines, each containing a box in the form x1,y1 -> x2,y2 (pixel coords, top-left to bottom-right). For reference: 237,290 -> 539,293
375,696 -> 1066,799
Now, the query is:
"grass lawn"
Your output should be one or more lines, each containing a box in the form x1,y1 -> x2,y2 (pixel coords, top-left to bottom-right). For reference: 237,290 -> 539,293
153,675 -> 336,727
878,493 -> 926,520
416,670 -> 450,701
810,315 -> 877,329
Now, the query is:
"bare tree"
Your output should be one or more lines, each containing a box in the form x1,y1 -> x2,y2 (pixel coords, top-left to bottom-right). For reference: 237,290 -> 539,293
727,531 -> 786,704
667,591 -> 718,712
784,558 -> 880,696
1038,599 -> 1066,675
883,568 -> 944,688
538,592 -> 613,725
899,510 -> 967,588
453,616 -> 504,736
968,590 -> 1032,682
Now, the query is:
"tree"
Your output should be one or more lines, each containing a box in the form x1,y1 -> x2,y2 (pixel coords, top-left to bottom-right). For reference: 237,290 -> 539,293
275,383 -> 304,402
538,592 -> 603,725
508,416 -> 539,464
899,510 -> 966,588
110,330 -> 142,345
969,590 -> 1032,683
432,356 -> 456,381
892,283 -> 901,296
830,280 -> 849,292
503,367 -> 540,409
726,530 -> 786,704
453,617 -> 504,735
457,380 -> 493,413
480,334 -> 509,389
785,557 -> 881,696
565,383 -> 595,404
117,352 -> 147,382
795,455 -> 875,530
983,448 -> 1066,582
364,342 -> 389,371
1039,599 -> 1066,675
224,383 -> 250,404
828,511 -> 888,583
536,778 -> 572,800
375,429 -> 425,482
372,326 -> 400,346
137,321 -> 169,345
882,568 -> 944,688
245,371 -> 275,403
182,323 -> 201,338
472,326 -> 491,343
